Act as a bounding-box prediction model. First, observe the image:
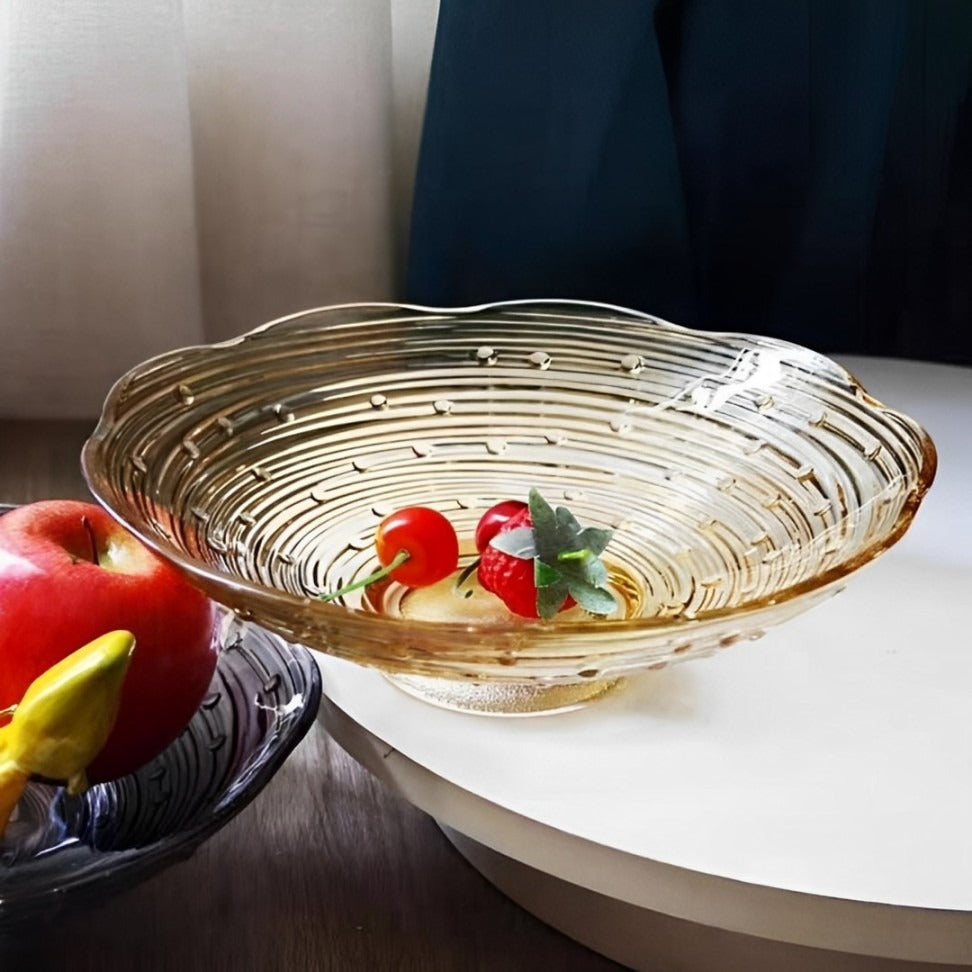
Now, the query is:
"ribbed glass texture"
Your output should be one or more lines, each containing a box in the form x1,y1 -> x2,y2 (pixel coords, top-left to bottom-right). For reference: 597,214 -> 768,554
82,302 -> 936,692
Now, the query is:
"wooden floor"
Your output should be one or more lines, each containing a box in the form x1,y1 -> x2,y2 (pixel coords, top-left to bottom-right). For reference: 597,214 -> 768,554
0,419 -> 623,971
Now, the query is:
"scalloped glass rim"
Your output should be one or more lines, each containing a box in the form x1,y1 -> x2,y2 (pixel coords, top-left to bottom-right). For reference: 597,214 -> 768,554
80,300 -> 937,675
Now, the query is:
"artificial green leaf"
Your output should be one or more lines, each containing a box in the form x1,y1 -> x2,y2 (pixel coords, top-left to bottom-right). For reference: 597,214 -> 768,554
489,526 -> 537,559
577,526 -> 613,556
554,550 -> 596,582
520,488 -> 619,621
584,555 -> 609,589
534,559 -> 562,588
555,505 -> 582,535
567,578 -> 618,616
537,580 -> 570,619
527,488 -> 560,559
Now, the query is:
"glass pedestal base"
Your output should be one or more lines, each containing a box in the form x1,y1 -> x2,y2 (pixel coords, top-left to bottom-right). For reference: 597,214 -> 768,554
387,673 -> 622,716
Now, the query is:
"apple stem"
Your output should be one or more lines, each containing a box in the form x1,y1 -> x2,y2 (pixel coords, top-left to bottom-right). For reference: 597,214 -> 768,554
80,515 -> 99,566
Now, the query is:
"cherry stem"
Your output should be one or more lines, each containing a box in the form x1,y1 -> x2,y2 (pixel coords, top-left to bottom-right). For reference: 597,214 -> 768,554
319,549 -> 410,602
80,515 -> 99,565
452,558 -> 480,595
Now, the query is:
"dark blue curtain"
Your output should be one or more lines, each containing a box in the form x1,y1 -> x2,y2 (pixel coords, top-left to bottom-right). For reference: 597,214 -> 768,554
407,1 -> 972,363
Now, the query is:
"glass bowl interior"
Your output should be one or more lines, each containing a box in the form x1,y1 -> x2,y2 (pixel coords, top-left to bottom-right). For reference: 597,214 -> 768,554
80,301 -> 936,689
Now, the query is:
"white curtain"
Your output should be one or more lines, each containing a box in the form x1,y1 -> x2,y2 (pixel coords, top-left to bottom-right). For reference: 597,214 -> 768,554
0,0 -> 439,419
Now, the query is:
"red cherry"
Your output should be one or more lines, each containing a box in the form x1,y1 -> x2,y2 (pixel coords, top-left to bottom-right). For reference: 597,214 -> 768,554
374,507 -> 459,588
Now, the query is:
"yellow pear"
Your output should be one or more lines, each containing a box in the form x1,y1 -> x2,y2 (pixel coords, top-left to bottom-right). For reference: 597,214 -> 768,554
0,630 -> 135,835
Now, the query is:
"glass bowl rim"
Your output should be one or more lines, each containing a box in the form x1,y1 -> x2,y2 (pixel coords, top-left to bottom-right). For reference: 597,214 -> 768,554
81,299 -> 939,640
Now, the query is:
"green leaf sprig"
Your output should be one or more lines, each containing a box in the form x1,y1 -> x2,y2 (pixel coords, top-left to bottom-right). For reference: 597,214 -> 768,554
488,488 -> 616,620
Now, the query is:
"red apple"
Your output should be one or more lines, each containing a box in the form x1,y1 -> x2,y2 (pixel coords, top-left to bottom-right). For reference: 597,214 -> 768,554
0,499 -> 217,782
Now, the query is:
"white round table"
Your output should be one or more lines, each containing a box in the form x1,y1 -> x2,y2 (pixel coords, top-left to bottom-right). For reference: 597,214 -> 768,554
317,357 -> 972,970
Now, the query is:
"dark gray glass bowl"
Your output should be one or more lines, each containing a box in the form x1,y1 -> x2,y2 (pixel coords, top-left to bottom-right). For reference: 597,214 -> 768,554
0,506 -> 321,929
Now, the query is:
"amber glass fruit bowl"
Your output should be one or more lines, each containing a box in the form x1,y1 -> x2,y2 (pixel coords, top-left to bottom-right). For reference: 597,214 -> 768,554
82,301 -> 936,714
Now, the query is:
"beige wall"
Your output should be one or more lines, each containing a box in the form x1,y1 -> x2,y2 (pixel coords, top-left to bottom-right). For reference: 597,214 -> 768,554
0,0 -> 439,418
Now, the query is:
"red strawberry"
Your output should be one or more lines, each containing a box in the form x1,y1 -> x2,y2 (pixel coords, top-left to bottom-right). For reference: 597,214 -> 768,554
477,508 -> 576,619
